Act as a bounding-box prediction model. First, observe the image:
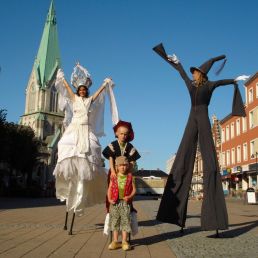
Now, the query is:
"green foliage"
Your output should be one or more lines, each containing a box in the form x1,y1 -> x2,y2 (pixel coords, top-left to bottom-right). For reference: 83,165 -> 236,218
0,109 -> 7,125
0,109 -> 41,181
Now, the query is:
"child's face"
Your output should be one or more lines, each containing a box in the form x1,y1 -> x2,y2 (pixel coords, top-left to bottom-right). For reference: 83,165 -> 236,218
117,163 -> 129,174
116,126 -> 129,143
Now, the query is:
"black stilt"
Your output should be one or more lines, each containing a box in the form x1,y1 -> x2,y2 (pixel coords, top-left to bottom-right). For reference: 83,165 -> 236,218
215,229 -> 220,238
63,211 -> 68,230
68,212 -> 75,235
128,233 -> 131,243
180,226 -> 184,233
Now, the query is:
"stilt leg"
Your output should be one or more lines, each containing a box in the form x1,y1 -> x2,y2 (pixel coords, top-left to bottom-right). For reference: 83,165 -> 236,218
215,229 -> 219,238
63,211 -> 68,230
180,226 -> 184,233
128,233 -> 131,244
68,212 -> 75,235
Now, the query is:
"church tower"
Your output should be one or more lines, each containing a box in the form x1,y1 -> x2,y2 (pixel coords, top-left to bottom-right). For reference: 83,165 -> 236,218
20,0 -> 63,189
20,0 -> 63,141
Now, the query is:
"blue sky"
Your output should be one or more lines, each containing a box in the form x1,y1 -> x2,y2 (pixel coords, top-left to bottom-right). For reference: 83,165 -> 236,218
0,0 -> 257,171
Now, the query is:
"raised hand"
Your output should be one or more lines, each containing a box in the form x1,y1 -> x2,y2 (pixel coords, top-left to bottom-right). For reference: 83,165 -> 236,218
56,68 -> 65,81
104,77 -> 113,85
234,75 -> 250,82
167,54 -> 180,64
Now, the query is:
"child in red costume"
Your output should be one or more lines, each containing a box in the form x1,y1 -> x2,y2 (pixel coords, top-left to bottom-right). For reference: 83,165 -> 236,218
107,156 -> 136,251
102,120 -> 140,212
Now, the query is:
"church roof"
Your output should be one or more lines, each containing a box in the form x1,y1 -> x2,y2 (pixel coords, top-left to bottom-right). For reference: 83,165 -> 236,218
34,0 -> 61,88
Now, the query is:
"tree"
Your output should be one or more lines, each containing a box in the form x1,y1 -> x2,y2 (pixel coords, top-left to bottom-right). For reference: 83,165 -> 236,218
0,109 -> 7,125
0,109 -> 41,187
8,124 -> 41,186
0,109 -> 9,163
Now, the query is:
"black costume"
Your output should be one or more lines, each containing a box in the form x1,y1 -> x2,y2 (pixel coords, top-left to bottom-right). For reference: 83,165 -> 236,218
102,140 -> 141,163
153,43 -> 245,230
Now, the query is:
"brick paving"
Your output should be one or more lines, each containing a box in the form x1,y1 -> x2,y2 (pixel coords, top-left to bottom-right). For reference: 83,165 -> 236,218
0,197 -> 257,258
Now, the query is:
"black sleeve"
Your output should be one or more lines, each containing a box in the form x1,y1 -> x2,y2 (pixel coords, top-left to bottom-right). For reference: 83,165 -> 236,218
208,80 -> 246,117
127,143 -> 141,162
102,144 -> 115,159
209,79 -> 235,92
153,43 -> 191,91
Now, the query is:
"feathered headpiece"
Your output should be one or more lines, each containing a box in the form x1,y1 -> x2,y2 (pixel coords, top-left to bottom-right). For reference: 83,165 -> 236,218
70,63 -> 92,89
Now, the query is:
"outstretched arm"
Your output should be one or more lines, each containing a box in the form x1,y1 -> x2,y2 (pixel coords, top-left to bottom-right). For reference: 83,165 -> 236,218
153,43 -> 192,90
211,75 -> 250,91
92,78 -> 112,102
56,69 -> 75,101
63,78 -> 75,101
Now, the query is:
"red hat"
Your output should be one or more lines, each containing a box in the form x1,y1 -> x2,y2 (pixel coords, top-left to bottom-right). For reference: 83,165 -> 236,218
113,120 -> 134,142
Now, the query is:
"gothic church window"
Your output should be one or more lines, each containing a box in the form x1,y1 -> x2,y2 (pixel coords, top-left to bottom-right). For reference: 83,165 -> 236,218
50,86 -> 58,112
28,84 -> 36,112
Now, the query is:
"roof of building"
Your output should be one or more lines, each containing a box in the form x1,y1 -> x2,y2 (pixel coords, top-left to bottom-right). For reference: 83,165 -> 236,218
34,0 -> 61,88
134,169 -> 168,178
220,113 -> 233,124
244,72 -> 258,86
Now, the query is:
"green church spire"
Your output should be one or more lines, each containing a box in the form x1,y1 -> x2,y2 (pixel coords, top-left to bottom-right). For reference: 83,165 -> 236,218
34,0 -> 61,87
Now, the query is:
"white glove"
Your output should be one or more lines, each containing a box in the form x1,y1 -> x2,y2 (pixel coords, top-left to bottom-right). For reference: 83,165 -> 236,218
104,77 -> 113,86
234,75 -> 250,82
167,54 -> 180,64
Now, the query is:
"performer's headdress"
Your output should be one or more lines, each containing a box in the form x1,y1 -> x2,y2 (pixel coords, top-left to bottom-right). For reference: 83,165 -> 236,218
71,63 -> 92,89
113,120 -> 134,142
190,55 -> 227,77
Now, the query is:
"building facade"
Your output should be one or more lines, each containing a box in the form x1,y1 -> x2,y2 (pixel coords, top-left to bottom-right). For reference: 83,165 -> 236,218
134,169 -> 168,195
219,72 -> 258,196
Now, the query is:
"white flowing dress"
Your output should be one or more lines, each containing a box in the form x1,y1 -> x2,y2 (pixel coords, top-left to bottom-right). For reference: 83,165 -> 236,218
53,95 -> 107,216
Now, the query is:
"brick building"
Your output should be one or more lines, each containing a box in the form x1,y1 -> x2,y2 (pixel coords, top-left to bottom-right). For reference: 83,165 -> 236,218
219,72 -> 258,195
134,169 -> 168,195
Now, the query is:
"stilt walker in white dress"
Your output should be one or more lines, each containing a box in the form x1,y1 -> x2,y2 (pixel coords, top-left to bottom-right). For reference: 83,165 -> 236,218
53,63 -> 119,235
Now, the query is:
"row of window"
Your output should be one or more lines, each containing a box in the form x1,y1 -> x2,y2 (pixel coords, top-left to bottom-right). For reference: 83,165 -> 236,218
221,107 -> 258,142
221,139 -> 258,166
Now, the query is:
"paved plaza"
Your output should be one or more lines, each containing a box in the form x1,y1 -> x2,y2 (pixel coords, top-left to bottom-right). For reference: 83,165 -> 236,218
0,196 -> 257,258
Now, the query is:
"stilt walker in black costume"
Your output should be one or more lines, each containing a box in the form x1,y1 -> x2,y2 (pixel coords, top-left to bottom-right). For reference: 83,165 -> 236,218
153,43 -> 249,233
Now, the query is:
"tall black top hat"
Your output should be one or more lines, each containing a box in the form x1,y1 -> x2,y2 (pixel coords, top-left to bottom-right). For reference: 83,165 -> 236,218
190,55 -> 226,76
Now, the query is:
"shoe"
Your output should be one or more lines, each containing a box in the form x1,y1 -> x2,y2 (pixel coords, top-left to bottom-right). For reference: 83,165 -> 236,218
108,241 -> 121,250
122,241 -> 130,251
